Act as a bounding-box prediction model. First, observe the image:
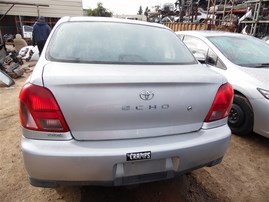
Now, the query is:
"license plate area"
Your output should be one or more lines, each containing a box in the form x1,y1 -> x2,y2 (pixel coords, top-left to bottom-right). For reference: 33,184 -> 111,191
114,157 -> 177,185
124,158 -> 166,177
126,151 -> 151,161
114,157 -> 180,182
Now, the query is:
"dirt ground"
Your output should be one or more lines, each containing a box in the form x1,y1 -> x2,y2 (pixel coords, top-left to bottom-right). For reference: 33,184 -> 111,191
0,67 -> 268,202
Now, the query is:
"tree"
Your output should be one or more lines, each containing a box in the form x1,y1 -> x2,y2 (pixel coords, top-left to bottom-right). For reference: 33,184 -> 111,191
144,6 -> 149,16
86,2 -> 113,17
137,6 -> 143,15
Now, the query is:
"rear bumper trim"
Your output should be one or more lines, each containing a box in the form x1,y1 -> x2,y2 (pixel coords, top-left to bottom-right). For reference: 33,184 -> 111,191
29,157 -> 223,187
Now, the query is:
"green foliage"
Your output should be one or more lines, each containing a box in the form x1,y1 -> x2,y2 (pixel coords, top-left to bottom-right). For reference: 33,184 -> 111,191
137,6 -> 143,15
86,2 -> 113,17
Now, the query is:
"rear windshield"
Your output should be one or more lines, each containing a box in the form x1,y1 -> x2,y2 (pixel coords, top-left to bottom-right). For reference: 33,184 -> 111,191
47,21 -> 196,64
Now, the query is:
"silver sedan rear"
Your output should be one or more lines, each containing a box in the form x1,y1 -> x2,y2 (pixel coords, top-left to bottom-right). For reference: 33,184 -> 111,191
19,17 -> 233,187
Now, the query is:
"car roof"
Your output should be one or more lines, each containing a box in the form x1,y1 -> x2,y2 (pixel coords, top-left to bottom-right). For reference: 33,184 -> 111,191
57,16 -> 169,30
176,30 -> 247,38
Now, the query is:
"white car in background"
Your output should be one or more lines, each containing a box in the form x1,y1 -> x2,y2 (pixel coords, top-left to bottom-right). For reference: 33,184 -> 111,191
177,31 -> 269,138
262,35 -> 269,44
22,25 -> 33,39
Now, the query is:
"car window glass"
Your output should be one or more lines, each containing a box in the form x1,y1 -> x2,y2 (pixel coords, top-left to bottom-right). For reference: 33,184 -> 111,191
206,48 -> 226,69
182,35 -> 208,56
206,49 -> 217,65
182,35 -> 226,69
48,22 -> 196,65
208,36 -> 269,66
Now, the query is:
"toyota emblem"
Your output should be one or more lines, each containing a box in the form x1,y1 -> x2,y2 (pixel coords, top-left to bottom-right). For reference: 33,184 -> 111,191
140,90 -> 154,101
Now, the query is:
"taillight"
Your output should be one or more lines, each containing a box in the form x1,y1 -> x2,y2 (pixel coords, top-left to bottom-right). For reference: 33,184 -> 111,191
204,83 -> 233,122
19,83 -> 69,132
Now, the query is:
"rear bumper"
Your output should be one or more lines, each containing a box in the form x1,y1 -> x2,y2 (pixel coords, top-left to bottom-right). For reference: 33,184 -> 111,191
21,125 -> 231,187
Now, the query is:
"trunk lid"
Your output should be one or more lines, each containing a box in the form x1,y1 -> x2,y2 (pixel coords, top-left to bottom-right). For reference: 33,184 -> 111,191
42,62 -> 224,140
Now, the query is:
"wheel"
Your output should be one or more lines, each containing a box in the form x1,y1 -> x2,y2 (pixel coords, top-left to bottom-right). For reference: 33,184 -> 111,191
228,94 -> 253,136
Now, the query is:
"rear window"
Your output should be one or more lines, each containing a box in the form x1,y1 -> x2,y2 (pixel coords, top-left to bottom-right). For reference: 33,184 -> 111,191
47,21 -> 196,64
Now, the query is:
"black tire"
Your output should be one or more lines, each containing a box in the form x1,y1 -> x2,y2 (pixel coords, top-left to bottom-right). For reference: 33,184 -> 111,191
228,94 -> 253,136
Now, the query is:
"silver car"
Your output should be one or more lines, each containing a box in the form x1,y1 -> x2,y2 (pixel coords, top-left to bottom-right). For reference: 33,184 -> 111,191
177,31 -> 269,138
19,17 -> 233,187
262,35 -> 269,44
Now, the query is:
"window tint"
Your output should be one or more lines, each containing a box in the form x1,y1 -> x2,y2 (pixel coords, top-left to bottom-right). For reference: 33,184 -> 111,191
47,22 -> 196,64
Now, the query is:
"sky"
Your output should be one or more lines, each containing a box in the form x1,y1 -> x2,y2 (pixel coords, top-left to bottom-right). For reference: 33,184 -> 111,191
82,0 -> 175,15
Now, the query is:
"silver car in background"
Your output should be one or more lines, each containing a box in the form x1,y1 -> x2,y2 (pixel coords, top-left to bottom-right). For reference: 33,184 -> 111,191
262,35 -> 269,44
177,31 -> 269,138
19,17 -> 233,187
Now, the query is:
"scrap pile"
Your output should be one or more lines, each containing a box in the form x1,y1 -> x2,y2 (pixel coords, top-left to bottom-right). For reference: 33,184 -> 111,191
148,0 -> 269,36
0,44 -> 38,87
